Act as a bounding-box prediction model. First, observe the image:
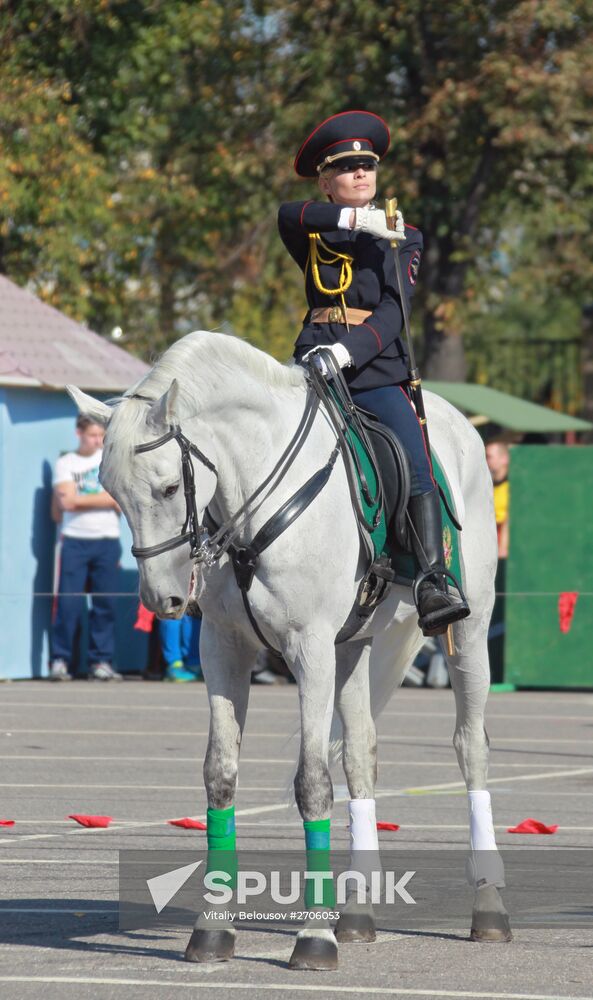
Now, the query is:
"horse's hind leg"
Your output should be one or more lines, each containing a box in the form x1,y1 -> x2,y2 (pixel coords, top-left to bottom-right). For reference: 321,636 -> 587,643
448,618 -> 512,943
332,639 -> 378,943
185,622 -> 255,964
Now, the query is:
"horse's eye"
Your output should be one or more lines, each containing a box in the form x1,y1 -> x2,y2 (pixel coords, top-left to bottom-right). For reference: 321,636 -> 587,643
164,484 -> 179,498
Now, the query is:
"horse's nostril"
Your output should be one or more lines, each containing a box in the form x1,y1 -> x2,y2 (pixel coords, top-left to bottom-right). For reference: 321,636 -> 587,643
169,595 -> 184,608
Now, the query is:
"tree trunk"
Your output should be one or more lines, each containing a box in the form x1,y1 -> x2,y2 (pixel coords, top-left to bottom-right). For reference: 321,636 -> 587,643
419,136 -> 499,382
420,236 -> 468,382
423,307 -> 468,382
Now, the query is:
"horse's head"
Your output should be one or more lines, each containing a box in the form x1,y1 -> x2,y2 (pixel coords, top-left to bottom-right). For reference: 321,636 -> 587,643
66,381 -> 217,618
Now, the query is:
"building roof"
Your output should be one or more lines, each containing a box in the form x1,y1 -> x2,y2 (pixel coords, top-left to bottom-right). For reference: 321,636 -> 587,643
425,381 -> 592,433
0,274 -> 149,391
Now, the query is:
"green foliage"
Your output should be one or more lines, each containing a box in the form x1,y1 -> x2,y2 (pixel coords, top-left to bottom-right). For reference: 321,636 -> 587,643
1,0 -> 592,397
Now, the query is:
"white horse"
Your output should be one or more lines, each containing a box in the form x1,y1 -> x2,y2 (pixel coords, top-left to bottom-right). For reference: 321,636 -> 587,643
69,330 -> 511,970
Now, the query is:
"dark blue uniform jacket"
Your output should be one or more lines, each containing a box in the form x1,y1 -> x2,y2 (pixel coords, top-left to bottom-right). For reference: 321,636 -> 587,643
278,200 -> 423,391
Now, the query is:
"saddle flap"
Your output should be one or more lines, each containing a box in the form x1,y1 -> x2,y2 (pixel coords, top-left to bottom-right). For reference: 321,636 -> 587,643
354,407 -> 412,551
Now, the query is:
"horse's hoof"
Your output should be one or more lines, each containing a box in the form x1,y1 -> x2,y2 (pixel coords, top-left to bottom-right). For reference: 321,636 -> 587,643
184,927 -> 236,963
470,911 -> 513,943
470,883 -> 512,942
288,930 -> 338,970
335,911 -> 376,943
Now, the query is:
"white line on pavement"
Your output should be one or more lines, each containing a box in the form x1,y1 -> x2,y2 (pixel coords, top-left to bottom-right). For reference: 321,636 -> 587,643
0,976 -> 588,999
0,783 -> 285,790
399,766 -> 593,796
1,759 -> 588,769
2,706 -> 593,722
0,908 -> 118,913
0,858 -> 119,865
0,713 -> 591,745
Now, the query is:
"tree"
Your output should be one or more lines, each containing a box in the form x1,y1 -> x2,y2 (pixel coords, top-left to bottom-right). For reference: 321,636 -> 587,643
259,0 -> 593,378
1,0 -> 592,390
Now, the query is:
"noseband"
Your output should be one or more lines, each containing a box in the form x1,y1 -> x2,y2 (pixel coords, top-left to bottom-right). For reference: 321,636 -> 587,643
130,426 -> 217,560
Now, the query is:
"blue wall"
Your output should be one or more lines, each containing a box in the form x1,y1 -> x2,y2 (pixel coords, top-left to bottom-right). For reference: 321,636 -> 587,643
0,387 -> 148,679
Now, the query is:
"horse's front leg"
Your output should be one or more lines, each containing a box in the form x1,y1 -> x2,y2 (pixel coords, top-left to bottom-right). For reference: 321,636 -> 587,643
333,639 -> 379,944
185,622 -> 255,964
286,628 -> 339,971
449,619 -> 512,943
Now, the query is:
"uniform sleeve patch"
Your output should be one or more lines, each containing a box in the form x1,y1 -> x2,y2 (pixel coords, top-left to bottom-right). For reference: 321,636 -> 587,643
408,250 -> 421,285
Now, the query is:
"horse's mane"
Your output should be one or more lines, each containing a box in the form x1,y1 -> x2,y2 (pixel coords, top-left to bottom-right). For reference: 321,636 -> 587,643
133,330 -> 304,406
102,331 -> 305,481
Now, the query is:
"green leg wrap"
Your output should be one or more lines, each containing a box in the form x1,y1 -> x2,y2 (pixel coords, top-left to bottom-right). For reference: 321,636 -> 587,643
304,818 -> 335,909
207,805 -> 237,890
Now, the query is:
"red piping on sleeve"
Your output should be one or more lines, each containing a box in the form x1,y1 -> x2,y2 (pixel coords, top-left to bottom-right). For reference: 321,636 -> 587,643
360,322 -> 382,351
300,201 -> 313,227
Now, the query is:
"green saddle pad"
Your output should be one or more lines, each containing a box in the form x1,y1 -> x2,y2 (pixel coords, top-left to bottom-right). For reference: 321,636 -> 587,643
343,408 -> 462,587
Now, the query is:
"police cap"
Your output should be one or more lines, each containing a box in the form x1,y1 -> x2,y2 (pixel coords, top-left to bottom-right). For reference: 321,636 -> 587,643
294,110 -> 390,178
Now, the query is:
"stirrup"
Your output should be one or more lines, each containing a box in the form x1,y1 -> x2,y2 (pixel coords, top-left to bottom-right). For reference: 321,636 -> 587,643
413,568 -> 470,637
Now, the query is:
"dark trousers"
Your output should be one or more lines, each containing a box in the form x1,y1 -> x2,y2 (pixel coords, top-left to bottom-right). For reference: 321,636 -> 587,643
351,385 -> 435,496
51,536 -> 121,665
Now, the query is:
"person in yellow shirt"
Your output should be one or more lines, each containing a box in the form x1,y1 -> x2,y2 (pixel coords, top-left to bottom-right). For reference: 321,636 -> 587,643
485,441 -> 510,559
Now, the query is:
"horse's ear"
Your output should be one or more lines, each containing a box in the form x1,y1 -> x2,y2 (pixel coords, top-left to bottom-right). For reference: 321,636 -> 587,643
66,386 -> 112,425
146,379 -> 180,432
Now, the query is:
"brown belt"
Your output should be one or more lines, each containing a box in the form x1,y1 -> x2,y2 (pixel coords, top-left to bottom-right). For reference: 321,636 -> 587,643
310,306 -> 372,325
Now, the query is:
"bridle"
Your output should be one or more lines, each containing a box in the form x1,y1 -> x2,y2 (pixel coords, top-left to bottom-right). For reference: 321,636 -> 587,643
127,386 -> 328,566
130,426 -> 217,561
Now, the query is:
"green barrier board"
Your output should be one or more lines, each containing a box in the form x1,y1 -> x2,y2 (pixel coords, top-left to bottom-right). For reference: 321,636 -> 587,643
504,445 -> 593,688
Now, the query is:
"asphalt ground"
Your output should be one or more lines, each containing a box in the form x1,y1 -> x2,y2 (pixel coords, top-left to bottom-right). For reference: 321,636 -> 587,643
0,680 -> 592,1000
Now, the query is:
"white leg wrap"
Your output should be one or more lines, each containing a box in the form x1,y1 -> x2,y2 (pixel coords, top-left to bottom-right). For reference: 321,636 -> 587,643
468,789 -> 497,851
349,798 -> 380,891
466,790 -> 505,888
349,798 -> 378,852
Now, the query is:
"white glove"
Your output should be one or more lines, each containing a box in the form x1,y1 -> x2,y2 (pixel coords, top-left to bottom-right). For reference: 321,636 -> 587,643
303,343 -> 352,376
354,206 -> 405,242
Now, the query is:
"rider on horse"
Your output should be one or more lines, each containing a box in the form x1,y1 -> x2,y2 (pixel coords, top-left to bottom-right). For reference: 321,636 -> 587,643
278,110 -> 470,637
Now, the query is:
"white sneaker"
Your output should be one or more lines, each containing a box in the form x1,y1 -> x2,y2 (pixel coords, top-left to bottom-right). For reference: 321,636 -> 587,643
49,659 -> 71,682
402,664 -> 425,687
426,651 -> 450,688
89,662 -> 123,682
251,668 -> 278,685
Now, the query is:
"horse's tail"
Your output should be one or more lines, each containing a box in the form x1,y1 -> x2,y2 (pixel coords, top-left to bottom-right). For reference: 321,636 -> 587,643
329,612 -> 424,768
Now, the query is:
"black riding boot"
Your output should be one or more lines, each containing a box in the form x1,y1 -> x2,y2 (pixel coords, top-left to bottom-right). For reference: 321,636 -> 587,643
408,487 -> 470,637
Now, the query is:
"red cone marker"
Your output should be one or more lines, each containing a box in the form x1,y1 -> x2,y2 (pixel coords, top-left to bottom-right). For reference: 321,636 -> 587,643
507,818 -> 558,834
68,814 -> 113,828
168,817 -> 207,830
376,822 -> 400,831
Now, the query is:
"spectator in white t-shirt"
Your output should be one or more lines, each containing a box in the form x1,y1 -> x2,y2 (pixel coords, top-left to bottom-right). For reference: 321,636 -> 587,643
50,414 -> 122,681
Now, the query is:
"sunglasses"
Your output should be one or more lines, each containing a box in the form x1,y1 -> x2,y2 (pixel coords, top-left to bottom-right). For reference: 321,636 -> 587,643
334,160 -> 378,174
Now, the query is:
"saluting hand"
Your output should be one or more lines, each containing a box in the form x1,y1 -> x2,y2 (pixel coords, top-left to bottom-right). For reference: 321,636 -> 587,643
353,206 -> 406,242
